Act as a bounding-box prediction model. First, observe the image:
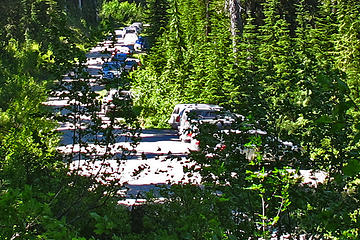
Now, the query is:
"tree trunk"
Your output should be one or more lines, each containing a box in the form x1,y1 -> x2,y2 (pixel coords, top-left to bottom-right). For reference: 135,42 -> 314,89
78,0 -> 82,10
95,0 -> 99,22
225,0 -> 243,53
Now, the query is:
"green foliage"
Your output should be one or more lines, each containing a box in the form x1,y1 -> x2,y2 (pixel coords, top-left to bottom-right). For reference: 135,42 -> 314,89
0,0 -> 141,238
133,184 -> 233,240
144,0 -> 170,43
130,0 -> 360,238
132,0 -> 233,127
0,186 -> 79,239
100,0 -> 144,31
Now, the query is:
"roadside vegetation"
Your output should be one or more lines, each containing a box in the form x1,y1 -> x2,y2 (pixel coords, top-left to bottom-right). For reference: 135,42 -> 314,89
131,0 -> 360,238
1,0 -> 360,239
100,0 -> 145,31
0,0 -> 138,239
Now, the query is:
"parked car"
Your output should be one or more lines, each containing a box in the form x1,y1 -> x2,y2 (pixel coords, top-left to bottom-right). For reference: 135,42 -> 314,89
124,60 -> 138,72
192,128 -> 300,162
188,128 -> 265,155
134,36 -> 145,51
114,29 -> 125,40
102,89 -> 132,113
123,33 -> 139,45
168,104 -> 220,130
112,53 -> 128,64
178,105 -> 230,142
113,46 -> 133,55
101,62 -> 122,79
168,104 -> 189,129
181,112 -> 238,143
103,33 -> 115,46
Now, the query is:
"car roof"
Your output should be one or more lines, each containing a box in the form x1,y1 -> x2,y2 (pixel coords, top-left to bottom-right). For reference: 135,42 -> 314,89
183,108 -> 221,117
186,107 -> 221,111
175,103 -> 221,108
174,103 -> 193,107
184,104 -> 222,111
176,104 -> 221,115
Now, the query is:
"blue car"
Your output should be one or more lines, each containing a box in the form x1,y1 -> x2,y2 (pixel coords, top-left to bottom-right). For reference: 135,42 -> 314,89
112,53 -> 128,63
124,60 -> 138,72
134,36 -> 145,51
102,62 -> 122,79
103,61 -> 121,69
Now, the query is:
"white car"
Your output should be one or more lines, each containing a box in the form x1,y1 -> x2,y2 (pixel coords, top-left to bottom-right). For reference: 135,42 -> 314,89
197,128 -> 300,162
123,33 -> 139,45
131,22 -> 143,33
178,105 -> 226,142
168,104 -> 194,129
114,29 -> 125,41
168,104 -> 221,129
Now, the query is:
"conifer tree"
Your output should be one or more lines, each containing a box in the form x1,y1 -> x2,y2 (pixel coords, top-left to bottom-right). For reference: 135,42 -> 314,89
201,5 -> 232,104
223,15 -> 263,117
145,0 -> 170,43
335,0 -> 360,107
257,0 -> 298,138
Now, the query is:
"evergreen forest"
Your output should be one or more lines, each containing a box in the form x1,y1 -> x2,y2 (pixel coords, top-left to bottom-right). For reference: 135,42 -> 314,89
1,0 -> 360,239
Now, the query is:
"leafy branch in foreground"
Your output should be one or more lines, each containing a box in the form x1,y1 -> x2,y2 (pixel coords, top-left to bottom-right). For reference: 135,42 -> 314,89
49,58 -> 142,237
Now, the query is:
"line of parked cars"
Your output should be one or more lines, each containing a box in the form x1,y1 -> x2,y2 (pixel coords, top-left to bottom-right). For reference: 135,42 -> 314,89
100,23 -> 144,114
169,103 -> 300,161
101,22 -> 144,80
101,52 -> 140,80
104,22 -> 144,46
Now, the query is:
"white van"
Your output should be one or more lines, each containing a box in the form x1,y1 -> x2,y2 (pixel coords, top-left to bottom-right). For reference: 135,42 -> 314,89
178,106 -> 224,142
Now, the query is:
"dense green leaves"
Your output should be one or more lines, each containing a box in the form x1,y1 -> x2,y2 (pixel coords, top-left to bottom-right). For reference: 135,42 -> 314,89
129,0 -> 360,238
0,1 -> 139,239
100,0 -> 144,31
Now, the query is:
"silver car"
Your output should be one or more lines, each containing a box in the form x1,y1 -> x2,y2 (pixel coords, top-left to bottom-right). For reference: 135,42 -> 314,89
168,104 -> 221,130
178,106 -> 227,142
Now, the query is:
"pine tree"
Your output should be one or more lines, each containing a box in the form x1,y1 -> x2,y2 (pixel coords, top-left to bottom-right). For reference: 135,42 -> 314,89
223,14 -> 263,118
335,0 -> 360,107
257,0 -> 298,137
145,0 -> 170,43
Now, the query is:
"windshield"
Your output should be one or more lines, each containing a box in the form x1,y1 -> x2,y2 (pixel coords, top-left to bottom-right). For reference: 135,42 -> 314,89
185,109 -> 235,120
103,64 -> 118,71
125,61 -> 135,66
114,54 -> 127,60
187,109 -> 220,119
